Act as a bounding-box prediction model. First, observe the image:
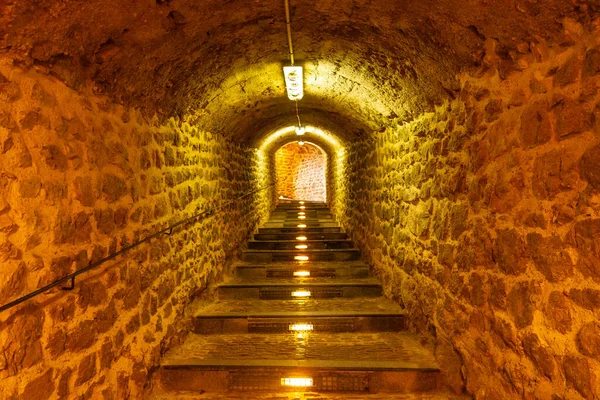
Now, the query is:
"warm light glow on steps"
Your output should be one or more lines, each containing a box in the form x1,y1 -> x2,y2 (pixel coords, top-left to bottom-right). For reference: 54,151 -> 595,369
298,216 -> 306,219
293,270 -> 310,277
289,323 -> 313,331
297,224 -> 306,228
298,212 -> 305,215
291,290 -> 311,297
295,244 -> 308,249
296,236 -> 307,241
281,377 -> 313,387
294,255 -> 309,261
299,201 -> 305,204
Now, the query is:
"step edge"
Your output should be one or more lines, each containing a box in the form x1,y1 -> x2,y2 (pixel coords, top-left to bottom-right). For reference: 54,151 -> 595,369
161,359 -> 440,371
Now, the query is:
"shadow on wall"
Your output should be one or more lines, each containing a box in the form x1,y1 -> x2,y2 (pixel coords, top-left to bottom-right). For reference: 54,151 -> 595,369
275,141 -> 327,202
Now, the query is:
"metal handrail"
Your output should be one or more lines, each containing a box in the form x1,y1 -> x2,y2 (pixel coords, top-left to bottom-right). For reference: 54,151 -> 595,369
0,183 -> 276,314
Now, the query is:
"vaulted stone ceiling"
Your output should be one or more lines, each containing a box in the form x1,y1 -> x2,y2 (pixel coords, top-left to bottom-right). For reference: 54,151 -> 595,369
1,0 -> 591,143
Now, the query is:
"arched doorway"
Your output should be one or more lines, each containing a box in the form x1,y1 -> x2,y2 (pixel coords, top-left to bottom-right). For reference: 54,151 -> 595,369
275,141 -> 327,202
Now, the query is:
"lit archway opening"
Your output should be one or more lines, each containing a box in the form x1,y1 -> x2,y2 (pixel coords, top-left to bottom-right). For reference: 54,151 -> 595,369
275,141 -> 327,202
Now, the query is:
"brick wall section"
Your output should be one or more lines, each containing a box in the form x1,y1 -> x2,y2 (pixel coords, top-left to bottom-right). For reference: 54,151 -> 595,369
338,27 -> 600,399
0,62 -> 270,399
275,142 -> 326,202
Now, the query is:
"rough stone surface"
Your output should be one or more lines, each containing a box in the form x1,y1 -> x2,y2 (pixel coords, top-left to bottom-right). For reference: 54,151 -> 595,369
0,64 -> 273,399
335,25 -> 600,400
1,2 -> 600,400
0,0 -> 581,142
276,142 -> 327,202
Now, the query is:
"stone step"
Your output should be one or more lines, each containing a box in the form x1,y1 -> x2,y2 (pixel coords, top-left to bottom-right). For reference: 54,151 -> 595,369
192,297 -> 406,334
217,278 -> 382,299
263,222 -> 340,229
235,261 -> 369,279
268,217 -> 335,222
272,209 -> 333,214
242,248 -> 360,262
248,239 -> 354,250
258,227 -> 342,234
267,217 -> 334,223
253,232 -> 348,241
276,203 -> 328,208
157,332 -> 440,393
271,211 -> 333,216
148,389 -> 470,400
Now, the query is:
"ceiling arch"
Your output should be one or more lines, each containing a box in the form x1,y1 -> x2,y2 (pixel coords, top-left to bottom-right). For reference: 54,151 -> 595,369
1,0 -> 585,144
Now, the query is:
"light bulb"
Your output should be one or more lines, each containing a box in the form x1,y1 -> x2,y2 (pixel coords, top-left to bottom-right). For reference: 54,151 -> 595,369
298,141 -> 304,146
295,126 -> 306,135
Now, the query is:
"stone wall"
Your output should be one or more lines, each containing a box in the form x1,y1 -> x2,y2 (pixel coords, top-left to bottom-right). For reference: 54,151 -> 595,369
340,22 -> 600,399
0,61 -> 269,399
275,142 -> 327,202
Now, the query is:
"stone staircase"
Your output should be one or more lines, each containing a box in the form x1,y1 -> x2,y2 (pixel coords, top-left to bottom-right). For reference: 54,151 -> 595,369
149,201 -> 466,399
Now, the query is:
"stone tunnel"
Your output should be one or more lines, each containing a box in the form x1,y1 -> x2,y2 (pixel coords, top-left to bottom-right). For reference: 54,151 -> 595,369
1,0 -> 600,399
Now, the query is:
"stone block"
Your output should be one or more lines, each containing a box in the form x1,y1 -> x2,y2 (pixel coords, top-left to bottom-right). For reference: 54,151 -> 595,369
74,176 -> 95,206
95,301 -> 118,334
573,218 -> 600,283
545,291 -> 572,334
532,149 -> 578,199
484,99 -> 503,122
66,320 -> 98,351
577,322 -> 600,359
520,100 -> 551,147
580,144 -> 600,191
20,369 -> 54,400
0,74 -> 21,102
563,355 -> 596,399
75,354 -> 96,385
555,99 -> 591,139
526,233 -> 573,282
19,177 -> 41,198
569,288 -> 600,311
41,145 -> 68,170
100,340 -> 114,369
102,174 -> 128,202
507,281 -> 536,329
554,55 -> 581,87
495,229 -> 527,275
522,333 -> 557,379
583,48 -> 600,77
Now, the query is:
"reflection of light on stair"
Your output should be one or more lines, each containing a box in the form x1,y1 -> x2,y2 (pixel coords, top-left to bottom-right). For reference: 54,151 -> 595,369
293,270 -> 310,277
294,255 -> 309,261
298,216 -> 306,219
289,323 -> 313,331
295,244 -> 308,249
281,377 -> 313,387
297,224 -> 306,228
296,236 -> 307,241
292,290 -> 311,298
299,206 -> 306,209
298,212 -> 305,215
299,201 -> 305,204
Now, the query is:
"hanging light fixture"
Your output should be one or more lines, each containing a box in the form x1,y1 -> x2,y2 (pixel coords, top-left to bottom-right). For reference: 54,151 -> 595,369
283,66 -> 304,101
295,125 -> 305,135
298,140 -> 304,146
